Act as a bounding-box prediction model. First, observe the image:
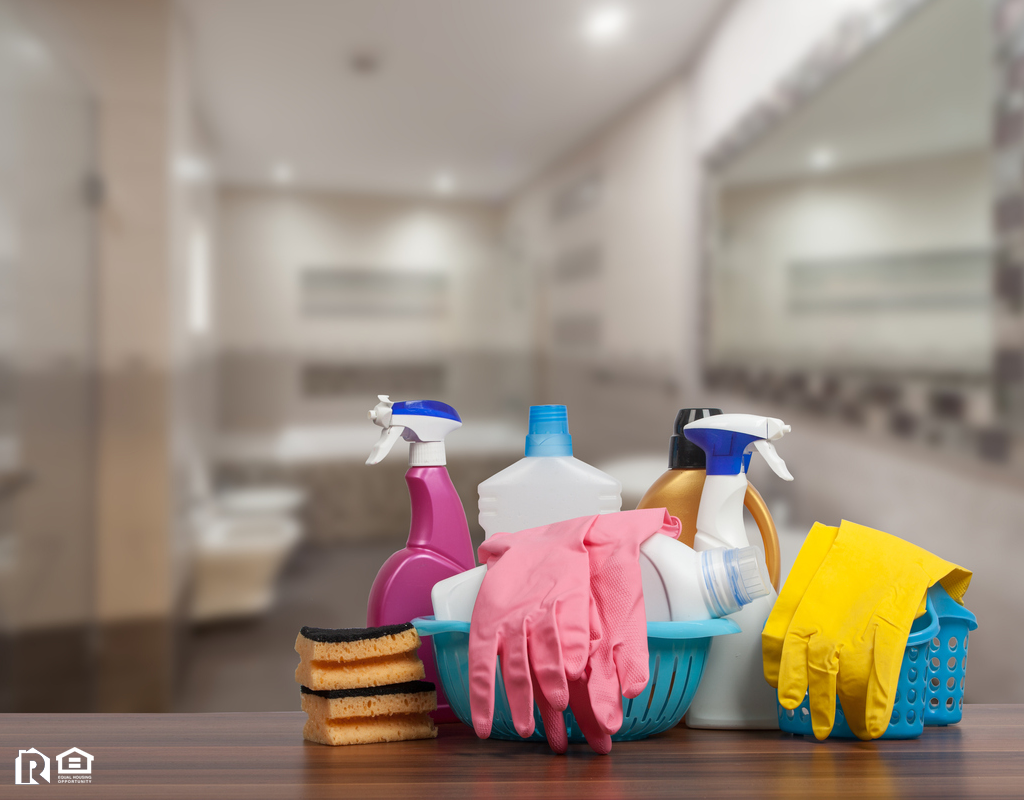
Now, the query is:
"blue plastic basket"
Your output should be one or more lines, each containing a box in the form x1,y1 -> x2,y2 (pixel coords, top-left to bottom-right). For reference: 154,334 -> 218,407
777,592 -> 940,739
413,616 -> 739,743
925,584 -> 977,726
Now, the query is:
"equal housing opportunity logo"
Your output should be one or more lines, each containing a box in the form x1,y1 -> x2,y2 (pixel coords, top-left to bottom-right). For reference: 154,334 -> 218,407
14,747 -> 94,785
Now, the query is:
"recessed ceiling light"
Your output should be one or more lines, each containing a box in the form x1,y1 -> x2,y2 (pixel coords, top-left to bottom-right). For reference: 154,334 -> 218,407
809,147 -> 836,171
175,154 -> 210,183
272,162 -> 294,184
433,173 -> 456,195
584,5 -> 630,43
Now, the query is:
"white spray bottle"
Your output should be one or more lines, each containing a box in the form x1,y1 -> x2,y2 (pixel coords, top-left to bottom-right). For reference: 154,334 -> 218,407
682,413 -> 793,729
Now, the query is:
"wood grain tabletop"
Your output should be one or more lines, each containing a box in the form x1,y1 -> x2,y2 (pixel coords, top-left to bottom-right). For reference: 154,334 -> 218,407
2,706 -> 1022,799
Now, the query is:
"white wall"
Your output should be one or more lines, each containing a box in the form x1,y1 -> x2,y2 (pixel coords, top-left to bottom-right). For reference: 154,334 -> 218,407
506,0 -> 895,392
218,188 -> 507,356
693,0 -> 885,153
215,187 -> 531,429
713,150 -> 993,371
505,76 -> 699,386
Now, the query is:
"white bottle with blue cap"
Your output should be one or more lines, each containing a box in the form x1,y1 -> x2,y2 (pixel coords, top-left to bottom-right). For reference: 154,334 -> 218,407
682,413 -> 794,729
477,405 -> 621,539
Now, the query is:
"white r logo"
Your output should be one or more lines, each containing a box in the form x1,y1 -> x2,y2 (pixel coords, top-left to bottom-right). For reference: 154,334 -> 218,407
14,748 -> 51,784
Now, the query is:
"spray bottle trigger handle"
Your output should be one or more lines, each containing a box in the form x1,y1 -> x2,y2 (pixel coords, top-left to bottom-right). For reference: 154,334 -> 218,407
366,425 -> 405,465
754,439 -> 794,481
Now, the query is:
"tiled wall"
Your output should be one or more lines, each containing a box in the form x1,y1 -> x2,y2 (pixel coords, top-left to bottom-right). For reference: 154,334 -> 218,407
994,0 -> 1024,427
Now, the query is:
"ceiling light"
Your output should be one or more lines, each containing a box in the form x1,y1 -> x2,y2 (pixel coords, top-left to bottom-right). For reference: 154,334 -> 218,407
175,154 -> 210,183
272,162 -> 294,184
584,5 -> 630,43
433,173 -> 455,195
809,147 -> 836,171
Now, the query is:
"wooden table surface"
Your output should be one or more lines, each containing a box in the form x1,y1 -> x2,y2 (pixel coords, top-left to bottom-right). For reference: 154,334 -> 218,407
2,706 -> 1022,799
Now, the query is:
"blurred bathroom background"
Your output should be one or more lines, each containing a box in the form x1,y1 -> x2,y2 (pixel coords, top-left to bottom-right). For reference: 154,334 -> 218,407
1,0 -> 1021,713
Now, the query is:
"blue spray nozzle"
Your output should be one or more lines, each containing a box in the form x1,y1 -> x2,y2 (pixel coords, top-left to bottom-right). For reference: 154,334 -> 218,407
683,428 -> 761,475
682,414 -> 793,480
367,396 -> 462,465
525,404 -> 573,457
392,400 -> 461,422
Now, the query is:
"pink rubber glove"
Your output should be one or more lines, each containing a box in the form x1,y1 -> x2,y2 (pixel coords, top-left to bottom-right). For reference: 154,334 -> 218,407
468,509 -> 680,754
468,515 -> 593,750
569,508 -> 681,753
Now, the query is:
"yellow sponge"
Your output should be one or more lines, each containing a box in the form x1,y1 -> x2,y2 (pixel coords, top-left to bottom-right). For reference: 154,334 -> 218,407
300,681 -> 437,723
295,652 -> 425,692
302,713 -> 437,746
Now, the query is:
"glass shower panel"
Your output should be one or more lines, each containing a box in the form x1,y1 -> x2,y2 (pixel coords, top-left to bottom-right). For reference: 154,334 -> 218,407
0,0 -> 97,710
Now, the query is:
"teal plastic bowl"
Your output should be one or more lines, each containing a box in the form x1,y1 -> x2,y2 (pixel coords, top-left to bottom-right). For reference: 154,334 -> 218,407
413,616 -> 739,743
776,593 -> 941,739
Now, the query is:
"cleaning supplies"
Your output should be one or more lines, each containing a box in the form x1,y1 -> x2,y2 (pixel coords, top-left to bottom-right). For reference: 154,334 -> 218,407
469,509 -> 681,754
478,405 -> 621,538
435,508 -> 772,752
468,514 -> 594,748
571,509 -> 689,751
924,583 -> 977,726
682,413 -> 794,729
639,533 -> 772,622
636,408 -> 782,589
294,624 -> 438,746
364,396 -> 476,723
766,520 -> 971,740
762,521 -> 843,690
775,595 -> 940,740
414,615 -> 739,747
433,529 -> 772,625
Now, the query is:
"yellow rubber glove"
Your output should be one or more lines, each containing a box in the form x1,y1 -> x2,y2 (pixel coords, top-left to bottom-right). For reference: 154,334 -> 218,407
762,522 -> 839,688
775,520 -> 971,740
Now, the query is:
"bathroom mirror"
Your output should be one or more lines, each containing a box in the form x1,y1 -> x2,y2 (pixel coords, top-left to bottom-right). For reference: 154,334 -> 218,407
702,0 -> 1005,450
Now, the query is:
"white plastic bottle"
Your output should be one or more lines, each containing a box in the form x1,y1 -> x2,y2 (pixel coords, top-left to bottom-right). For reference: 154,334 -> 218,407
431,531 -> 771,623
638,534 -> 770,622
682,413 -> 794,730
477,405 -> 621,538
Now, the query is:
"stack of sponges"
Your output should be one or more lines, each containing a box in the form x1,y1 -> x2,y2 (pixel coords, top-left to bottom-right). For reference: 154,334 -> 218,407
295,622 -> 438,745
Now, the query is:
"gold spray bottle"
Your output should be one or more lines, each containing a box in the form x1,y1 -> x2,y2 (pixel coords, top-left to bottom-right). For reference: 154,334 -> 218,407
636,408 -> 781,590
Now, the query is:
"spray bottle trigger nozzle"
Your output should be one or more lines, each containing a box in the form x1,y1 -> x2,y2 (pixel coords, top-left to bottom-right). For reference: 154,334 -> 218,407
367,425 -> 405,465
753,439 -> 793,481
368,396 -> 394,427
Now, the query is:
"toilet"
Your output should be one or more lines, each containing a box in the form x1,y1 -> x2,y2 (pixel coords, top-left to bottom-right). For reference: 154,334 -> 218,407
189,485 -> 306,623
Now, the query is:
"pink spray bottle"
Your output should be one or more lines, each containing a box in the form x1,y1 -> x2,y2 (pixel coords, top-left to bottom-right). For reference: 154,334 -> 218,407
365,395 -> 476,723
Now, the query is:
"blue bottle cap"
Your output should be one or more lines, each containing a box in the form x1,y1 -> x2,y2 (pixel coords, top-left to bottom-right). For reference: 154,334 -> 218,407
525,405 -> 573,457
